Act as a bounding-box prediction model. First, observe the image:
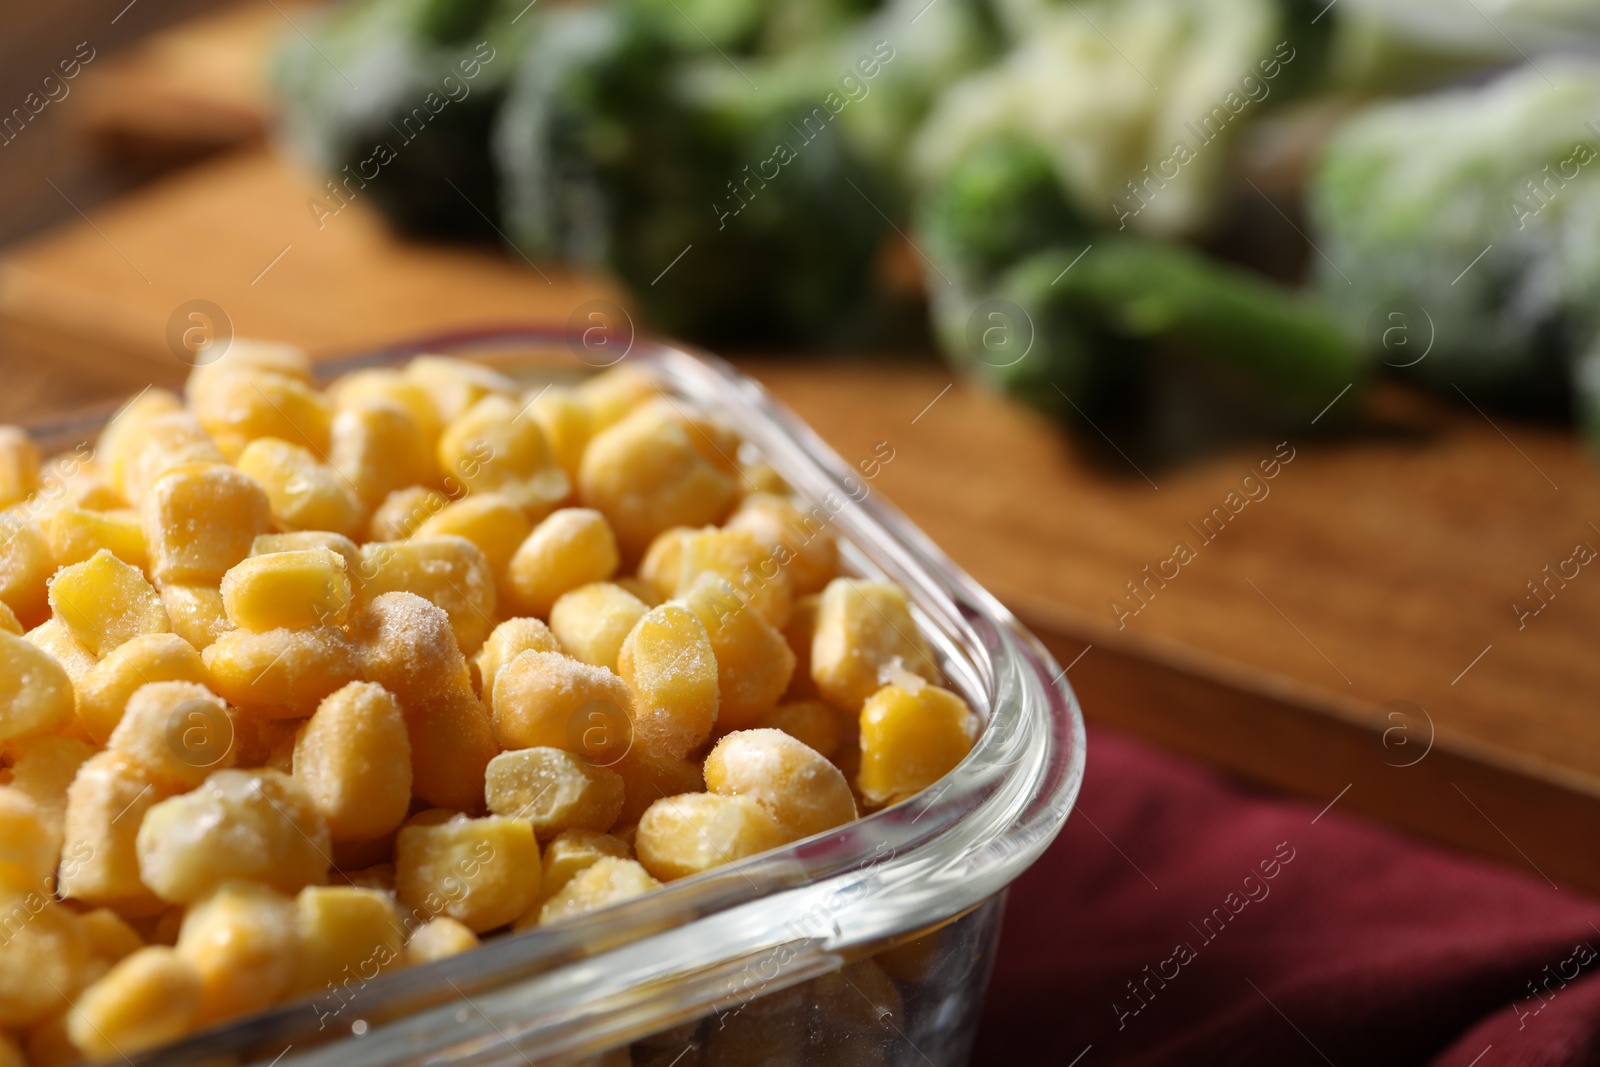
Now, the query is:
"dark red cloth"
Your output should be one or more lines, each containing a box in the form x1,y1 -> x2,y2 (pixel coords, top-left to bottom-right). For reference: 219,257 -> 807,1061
978,727 -> 1600,1066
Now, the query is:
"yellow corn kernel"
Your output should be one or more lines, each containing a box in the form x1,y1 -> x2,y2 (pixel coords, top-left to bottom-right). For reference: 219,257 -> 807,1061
405,683 -> 499,813
704,729 -> 856,840
436,395 -> 570,514
549,582 -> 649,673
354,591 -> 470,704
68,946 -> 202,1057
404,355 -> 516,423
738,458 -> 789,496
184,339 -> 314,399
394,813 -> 541,933
49,548 -> 169,657
506,508 -> 619,618
202,625 -> 361,718
616,603 -> 718,760
536,830 -> 631,905
406,917 -> 479,962
414,493 -> 532,605
0,426 -> 41,509
236,437 -> 367,538
637,527 -> 690,600
527,384 -> 594,479
356,536 -> 497,655
811,579 -> 937,712
577,367 -> 657,431
368,485 -> 448,541
122,413 -> 227,506
136,769 -> 331,903
292,885 -> 404,996
0,599 -> 18,634
489,650 -> 634,755
0,788 -> 56,896
725,492 -> 839,598
678,574 -> 794,730
536,856 -> 659,925
857,682 -> 978,808
4,734 -> 94,841
485,747 -> 625,840
0,510 -> 55,626
0,632 -> 74,742
612,745 -> 705,828
474,616 -> 562,699
77,632 -> 208,744
158,583 -> 234,650
674,527 -> 793,627
176,880 -> 299,1023
80,908 -> 145,963
141,463 -> 271,584
753,700 -> 846,763
30,454 -> 127,532
780,594 -> 822,701
577,403 -> 740,558
97,389 -> 182,495
635,793 -> 786,882
191,369 -> 333,457
294,681 -> 412,841
330,398 -> 439,507
0,902 -> 90,1028
58,752 -> 173,915
43,505 -> 146,570
107,681 -> 235,790
252,529 -> 360,568
329,367 -> 443,444
222,547 -> 353,631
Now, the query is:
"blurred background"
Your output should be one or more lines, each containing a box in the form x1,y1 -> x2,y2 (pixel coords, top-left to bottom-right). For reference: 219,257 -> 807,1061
7,0 -> 1600,1061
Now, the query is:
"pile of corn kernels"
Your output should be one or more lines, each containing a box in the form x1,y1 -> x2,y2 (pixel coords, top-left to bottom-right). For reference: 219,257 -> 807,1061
0,344 -> 978,1064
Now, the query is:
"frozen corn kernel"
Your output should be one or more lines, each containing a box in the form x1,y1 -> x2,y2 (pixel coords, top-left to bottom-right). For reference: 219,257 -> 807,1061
780,595 -> 821,700
474,617 -> 561,699
578,404 -> 740,558
752,700 -> 847,763
44,506 -> 147,570
679,574 -> 794,730
394,813 -> 540,933
252,529 -> 360,568
4,734 -> 94,840
122,413 -> 227,506
489,650 -> 634,756
0,426 -> 41,509
635,793 -> 786,882
158,583 -> 233,650
537,856 -> 659,925
528,385 -> 594,479
577,367 -> 656,431
704,730 -> 856,840
203,626 -> 360,717
236,438 -> 367,538
329,367 -> 443,443
857,683 -> 978,808
222,547 -> 352,631
108,681 -> 235,790
0,632 -> 74,742
291,885 -> 404,996
811,580 -> 937,712
0,510 -> 53,626
549,582 -> 649,673
368,485 -> 448,541
49,549 -> 170,657
404,355 -> 516,423
0,788 -> 56,895
357,536 -> 497,655
506,509 -> 619,618
330,398 -> 438,506
406,916 -> 478,962
725,492 -> 839,598
294,681 -> 412,841
76,633 -> 207,744
136,769 -> 331,903
142,463 -> 272,584
616,603 -> 718,760
30,455 -> 126,532
674,527 -> 793,628
536,830 -> 631,904
0,902 -> 90,1028
485,748 -> 625,840
612,745 -> 705,828
175,880 -> 298,1023
97,389 -> 181,493
436,395 -> 570,513
737,459 -> 788,496
68,946 -> 201,1057
404,684 -> 499,812
351,589 -> 472,709
0,599 -> 18,634
80,908 -> 144,963
58,752 -> 173,915
184,340 -> 313,401
192,370 -> 333,457
637,527 -> 690,600
415,492 -> 532,579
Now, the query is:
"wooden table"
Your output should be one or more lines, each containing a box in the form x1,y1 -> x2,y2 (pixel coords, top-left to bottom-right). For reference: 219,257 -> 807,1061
4,145 -> 1598,894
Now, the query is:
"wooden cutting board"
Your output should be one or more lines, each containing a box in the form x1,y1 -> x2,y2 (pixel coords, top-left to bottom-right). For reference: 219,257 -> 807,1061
4,147 -> 1599,895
